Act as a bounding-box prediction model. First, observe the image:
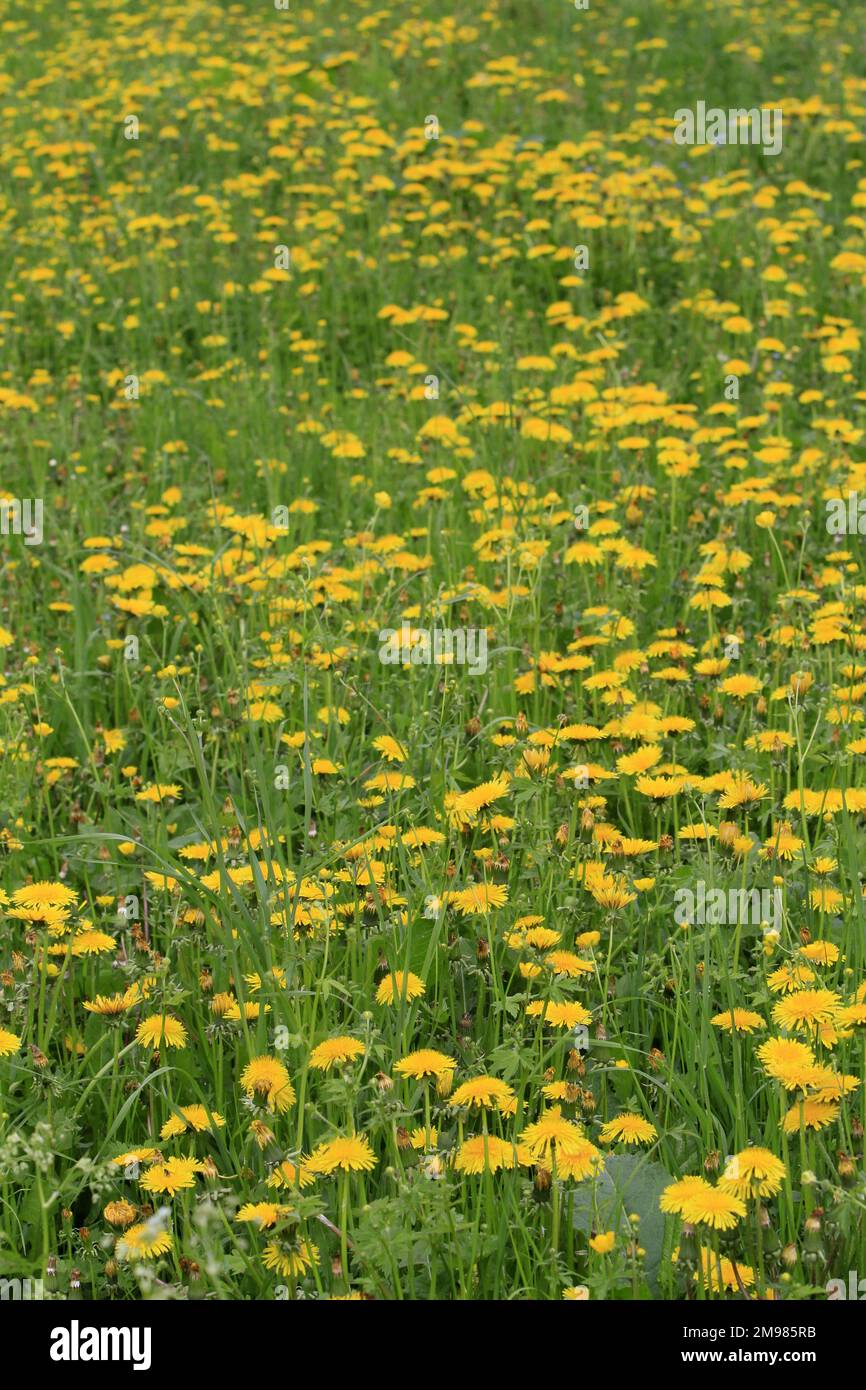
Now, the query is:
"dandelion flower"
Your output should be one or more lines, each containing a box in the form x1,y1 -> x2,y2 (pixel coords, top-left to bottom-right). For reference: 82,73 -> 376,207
11,881 -> 78,909
782,1100 -> 840,1134
160,1104 -> 225,1139
711,1008 -> 765,1034
261,1239 -> 318,1277
306,1133 -> 377,1175
449,1075 -> 516,1112
309,1036 -> 365,1071
135,1014 -> 187,1050
518,1106 -> 587,1161
267,1160 -> 316,1191
240,1055 -> 296,1112
526,1000 -> 592,1029
0,1029 -> 22,1057
236,1202 -> 292,1229
139,1156 -> 204,1196
537,1136 -> 604,1180
680,1185 -> 746,1231
589,1231 -> 616,1254
695,1249 -> 755,1293
394,1049 -> 456,1080
375,971 -> 425,1006
598,1113 -> 657,1146
719,1148 -> 787,1199
757,1037 -> 816,1089
660,1176 -> 712,1217
453,1135 -> 520,1174
116,1222 -> 173,1261
449,882 -> 509,915
771,989 -> 841,1035
71,930 -> 116,957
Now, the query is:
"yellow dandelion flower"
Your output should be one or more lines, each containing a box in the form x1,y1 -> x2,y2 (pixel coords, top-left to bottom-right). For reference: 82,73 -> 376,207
240,1055 -> 296,1112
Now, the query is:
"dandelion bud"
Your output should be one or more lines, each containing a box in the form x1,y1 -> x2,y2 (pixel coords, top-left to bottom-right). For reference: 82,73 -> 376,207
761,1213 -> 780,1256
677,1224 -> 698,1263
534,1166 -> 552,1194
104,1200 -> 137,1229
762,927 -> 779,955
802,1214 -> 826,1265
249,1119 -> 275,1149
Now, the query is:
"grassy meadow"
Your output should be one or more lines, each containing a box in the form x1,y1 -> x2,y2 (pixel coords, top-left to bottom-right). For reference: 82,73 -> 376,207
2,0 -> 866,1302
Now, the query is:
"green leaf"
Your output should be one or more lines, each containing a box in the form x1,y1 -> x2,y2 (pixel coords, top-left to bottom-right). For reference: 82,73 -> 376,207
571,1153 -> 674,1294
